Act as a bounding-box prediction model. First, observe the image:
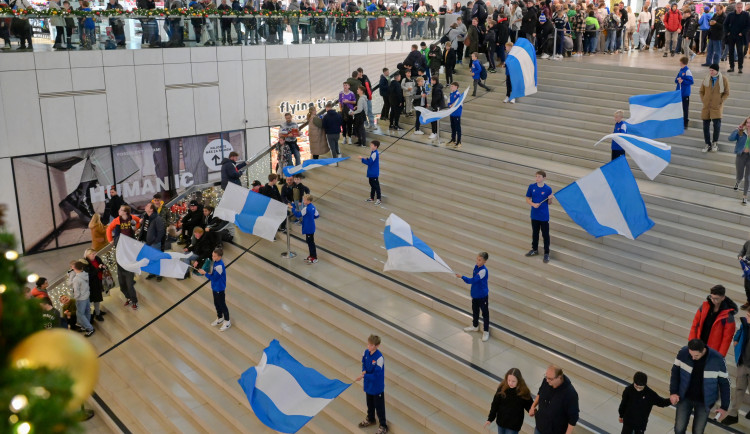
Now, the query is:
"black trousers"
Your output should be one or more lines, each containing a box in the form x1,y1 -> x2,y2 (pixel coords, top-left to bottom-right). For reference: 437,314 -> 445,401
380,98 -> 390,120
389,105 -> 402,128
365,392 -> 387,427
621,424 -> 645,434
611,149 -> 625,160
531,219 -> 550,254
471,296 -> 490,331
506,76 -> 512,97
728,36 -> 746,70
305,233 -> 317,259
369,177 -> 381,200
703,118 -> 721,145
457,41 -> 465,60
450,116 -> 461,142
682,96 -> 689,127
414,114 -> 437,133
343,114 -> 353,137
354,113 -> 366,145
212,290 -> 230,321
744,278 -> 750,303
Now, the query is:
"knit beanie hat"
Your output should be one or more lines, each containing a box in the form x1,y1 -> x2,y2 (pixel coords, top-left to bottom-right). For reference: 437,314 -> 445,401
709,64 -> 720,72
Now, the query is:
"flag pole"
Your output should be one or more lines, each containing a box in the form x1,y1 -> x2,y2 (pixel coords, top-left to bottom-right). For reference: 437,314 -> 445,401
279,141 -> 296,260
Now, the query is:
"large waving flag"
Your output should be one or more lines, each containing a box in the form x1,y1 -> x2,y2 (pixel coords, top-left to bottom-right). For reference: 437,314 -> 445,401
555,157 -> 654,240
414,88 -> 469,124
214,183 -> 287,242
624,90 -> 684,139
506,37 -> 537,100
383,213 -> 453,273
283,157 -> 349,177
238,340 -> 350,433
116,235 -> 191,278
594,133 -> 672,180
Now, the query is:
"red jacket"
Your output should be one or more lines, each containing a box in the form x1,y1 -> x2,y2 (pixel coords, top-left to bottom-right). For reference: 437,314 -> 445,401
663,9 -> 682,32
688,297 -> 738,357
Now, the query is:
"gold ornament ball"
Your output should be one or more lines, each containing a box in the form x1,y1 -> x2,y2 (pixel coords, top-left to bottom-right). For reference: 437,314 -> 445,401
9,329 -> 99,411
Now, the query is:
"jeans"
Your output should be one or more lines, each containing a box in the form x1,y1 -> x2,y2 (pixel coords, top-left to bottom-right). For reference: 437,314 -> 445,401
286,141 -> 301,166
531,219 -> 550,254
736,152 -> 750,196
674,398 -> 708,434
417,20 -> 425,37
706,39 -> 722,64
729,363 -> 750,417
369,177 -> 381,200
76,299 -> 93,332
233,21 -> 243,44
365,392 -> 387,427
212,290 -> 230,321
326,133 -> 340,157
290,23 -> 299,43
728,36 -> 746,70
450,116 -> 461,142
586,33 -> 598,53
665,30 -> 679,53
606,30 -> 617,52
471,296 -> 490,331
703,118 -> 721,146
497,428 -> 519,434
305,233 -> 317,259
328,19 -> 337,40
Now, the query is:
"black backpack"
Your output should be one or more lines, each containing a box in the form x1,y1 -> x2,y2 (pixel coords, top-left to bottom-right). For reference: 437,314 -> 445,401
472,1 -> 488,22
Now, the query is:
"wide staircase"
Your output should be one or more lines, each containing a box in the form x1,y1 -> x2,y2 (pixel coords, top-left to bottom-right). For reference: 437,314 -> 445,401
84,55 -> 750,434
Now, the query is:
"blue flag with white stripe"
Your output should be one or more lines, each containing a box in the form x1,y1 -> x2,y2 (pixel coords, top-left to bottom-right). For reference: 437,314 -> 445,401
414,88 -> 469,124
506,38 -> 537,100
383,213 -> 453,273
238,340 -> 351,434
624,90 -> 684,139
555,157 -> 654,240
214,183 -> 287,242
283,157 -> 350,177
115,235 -> 191,278
594,133 -> 671,180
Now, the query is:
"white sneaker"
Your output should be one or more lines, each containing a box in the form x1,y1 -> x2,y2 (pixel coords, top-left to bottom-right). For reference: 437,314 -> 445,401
428,133 -> 437,139
414,130 -> 425,135
482,331 -> 490,342
509,99 -> 516,104
347,137 -> 352,145
219,321 -> 231,332
210,318 -> 224,326
503,97 -> 509,103
541,53 -> 550,59
463,325 -> 479,332
702,144 -> 710,153
712,142 -> 719,153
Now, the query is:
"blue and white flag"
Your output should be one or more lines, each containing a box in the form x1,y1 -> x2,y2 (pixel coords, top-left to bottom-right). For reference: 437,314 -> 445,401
283,157 -> 350,177
594,133 -> 671,180
555,157 -> 654,240
214,183 -> 287,242
115,235 -> 191,278
238,340 -> 350,434
383,213 -> 453,273
506,37 -> 537,100
624,90 -> 684,139
414,88 -> 469,124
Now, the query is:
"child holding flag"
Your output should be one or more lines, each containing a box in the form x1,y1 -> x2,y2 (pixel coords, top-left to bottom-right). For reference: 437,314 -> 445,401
675,56 -> 694,129
447,82 -> 463,148
355,334 -> 388,434
525,170 -> 553,263
361,140 -> 382,205
611,110 -> 627,160
198,248 -> 231,331
503,42 -> 515,104
289,194 -> 320,263
457,252 -> 491,342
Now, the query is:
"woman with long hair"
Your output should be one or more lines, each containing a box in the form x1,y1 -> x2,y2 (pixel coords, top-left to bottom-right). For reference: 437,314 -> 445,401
306,103 -> 329,159
88,213 -> 107,251
484,368 -> 534,434
84,248 -> 107,321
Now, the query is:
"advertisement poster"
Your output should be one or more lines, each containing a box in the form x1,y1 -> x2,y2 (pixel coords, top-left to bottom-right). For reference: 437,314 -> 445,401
169,130 -> 245,194
112,140 -> 171,211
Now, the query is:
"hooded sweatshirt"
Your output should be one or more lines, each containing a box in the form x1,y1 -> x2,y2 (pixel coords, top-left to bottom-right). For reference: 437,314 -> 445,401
71,271 -> 90,301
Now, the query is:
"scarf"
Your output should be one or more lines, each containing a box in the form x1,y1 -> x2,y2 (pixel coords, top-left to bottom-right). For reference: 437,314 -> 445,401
703,72 -> 724,94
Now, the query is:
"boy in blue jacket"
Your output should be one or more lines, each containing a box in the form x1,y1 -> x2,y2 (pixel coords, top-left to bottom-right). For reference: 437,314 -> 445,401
456,252 -> 491,342
675,56 -> 694,129
447,82 -> 463,148
470,52 -> 492,96
361,140 -> 381,205
612,110 -> 627,160
290,194 -> 320,263
198,248 -> 231,331
356,334 -> 387,434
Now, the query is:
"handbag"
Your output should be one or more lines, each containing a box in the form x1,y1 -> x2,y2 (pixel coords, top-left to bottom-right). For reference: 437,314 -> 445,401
102,267 -> 115,291
463,36 -> 471,46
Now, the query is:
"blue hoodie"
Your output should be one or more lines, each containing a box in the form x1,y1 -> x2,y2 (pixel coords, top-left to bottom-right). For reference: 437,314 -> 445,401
733,316 -> 749,366
205,258 -> 227,292
449,90 -> 463,117
675,65 -> 694,97
612,120 -> 627,151
362,348 -> 385,395
291,202 -> 319,235
471,59 -> 482,80
699,10 -> 713,31
461,264 -> 489,299
361,149 -> 380,178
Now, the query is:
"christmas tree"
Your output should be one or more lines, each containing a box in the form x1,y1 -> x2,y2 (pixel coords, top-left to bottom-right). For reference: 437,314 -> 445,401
0,204 -> 96,434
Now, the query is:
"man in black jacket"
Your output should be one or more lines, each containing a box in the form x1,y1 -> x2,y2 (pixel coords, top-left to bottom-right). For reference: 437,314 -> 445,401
141,203 -> 166,282
183,227 -> 220,272
427,76 -> 445,140
724,4 -> 750,73
379,68 -> 390,122
529,365 -> 579,434
103,186 -> 126,223
220,151 -> 249,190
388,72 -> 405,131
178,200 -> 204,245
520,0 -> 537,43
702,5 -> 726,66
